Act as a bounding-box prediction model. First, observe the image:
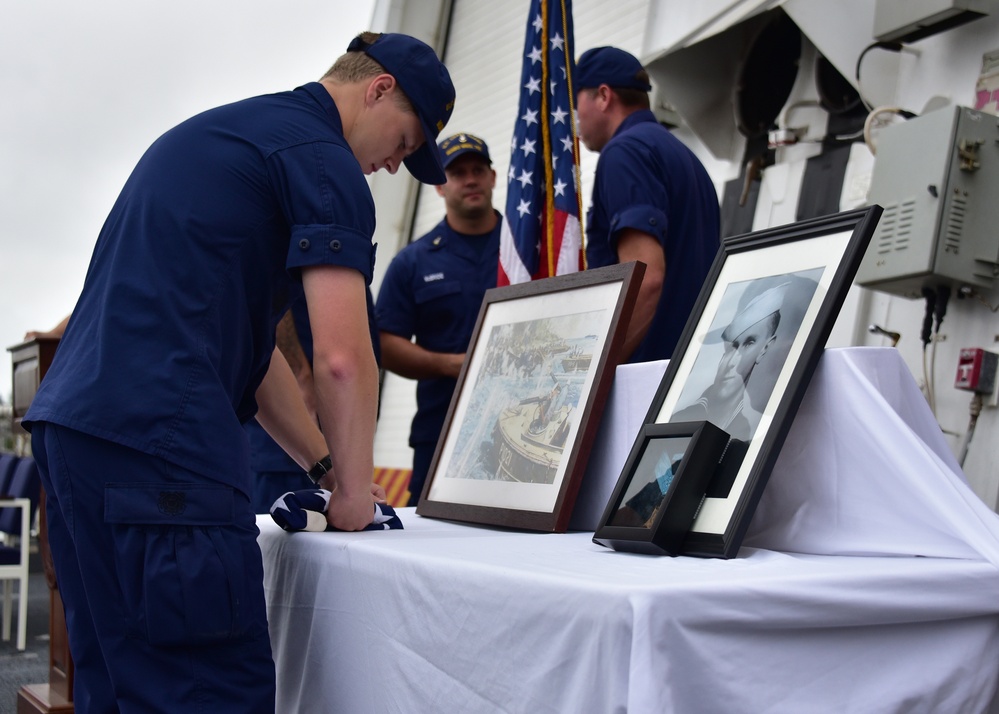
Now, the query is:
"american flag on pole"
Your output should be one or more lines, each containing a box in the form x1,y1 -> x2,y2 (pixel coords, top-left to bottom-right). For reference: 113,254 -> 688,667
498,0 -> 584,286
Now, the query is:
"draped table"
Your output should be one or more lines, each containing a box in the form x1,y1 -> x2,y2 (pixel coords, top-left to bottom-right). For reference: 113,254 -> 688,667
259,348 -> 999,713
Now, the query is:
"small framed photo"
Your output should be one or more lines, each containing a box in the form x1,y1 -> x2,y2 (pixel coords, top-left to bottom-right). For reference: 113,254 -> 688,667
641,207 -> 882,558
593,421 -> 730,556
416,262 -> 644,532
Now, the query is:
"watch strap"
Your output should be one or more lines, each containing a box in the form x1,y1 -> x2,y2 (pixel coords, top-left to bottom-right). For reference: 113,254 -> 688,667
307,455 -> 332,485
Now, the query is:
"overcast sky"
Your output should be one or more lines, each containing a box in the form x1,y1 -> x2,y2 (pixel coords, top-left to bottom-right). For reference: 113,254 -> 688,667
0,0 -> 376,401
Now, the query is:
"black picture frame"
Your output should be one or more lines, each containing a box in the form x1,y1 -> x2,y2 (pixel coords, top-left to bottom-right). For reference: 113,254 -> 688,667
593,421 -> 730,556
416,262 -> 644,532
640,206 -> 882,558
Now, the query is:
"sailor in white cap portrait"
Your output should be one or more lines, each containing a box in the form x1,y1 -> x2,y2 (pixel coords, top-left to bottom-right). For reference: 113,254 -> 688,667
673,282 -> 789,442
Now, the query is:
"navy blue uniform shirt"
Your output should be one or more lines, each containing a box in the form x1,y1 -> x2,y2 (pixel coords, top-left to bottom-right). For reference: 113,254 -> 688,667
586,110 -> 719,362
376,214 -> 500,445
25,83 -> 376,491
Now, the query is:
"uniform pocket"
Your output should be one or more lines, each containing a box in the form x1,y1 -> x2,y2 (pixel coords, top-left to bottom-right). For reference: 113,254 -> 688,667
105,483 -> 260,647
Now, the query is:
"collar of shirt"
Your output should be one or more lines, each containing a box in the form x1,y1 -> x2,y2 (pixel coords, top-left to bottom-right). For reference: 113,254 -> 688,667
611,109 -> 659,141
298,82 -> 344,134
428,211 -> 502,260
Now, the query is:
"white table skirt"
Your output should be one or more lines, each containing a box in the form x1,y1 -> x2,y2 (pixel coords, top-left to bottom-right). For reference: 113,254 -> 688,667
259,348 -> 999,713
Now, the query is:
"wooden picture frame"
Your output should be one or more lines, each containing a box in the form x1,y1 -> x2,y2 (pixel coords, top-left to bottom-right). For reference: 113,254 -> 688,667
641,207 -> 882,558
416,261 -> 644,532
593,420 -> 730,556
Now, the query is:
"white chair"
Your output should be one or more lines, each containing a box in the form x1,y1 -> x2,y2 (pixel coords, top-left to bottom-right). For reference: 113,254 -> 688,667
0,457 -> 40,651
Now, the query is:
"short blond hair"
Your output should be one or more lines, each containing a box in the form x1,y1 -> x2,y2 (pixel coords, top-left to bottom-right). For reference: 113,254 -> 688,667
322,32 -> 385,82
321,31 -> 415,113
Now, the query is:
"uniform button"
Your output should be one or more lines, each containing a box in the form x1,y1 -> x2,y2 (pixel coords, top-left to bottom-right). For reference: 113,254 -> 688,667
299,238 -> 310,250
330,239 -> 342,252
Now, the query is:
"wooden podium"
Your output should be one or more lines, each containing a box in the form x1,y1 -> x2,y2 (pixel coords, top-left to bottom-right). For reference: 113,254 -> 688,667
8,338 -> 74,714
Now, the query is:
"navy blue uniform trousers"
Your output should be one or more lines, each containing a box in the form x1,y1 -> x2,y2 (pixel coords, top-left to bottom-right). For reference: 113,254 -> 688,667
31,423 -> 275,714
408,442 -> 436,506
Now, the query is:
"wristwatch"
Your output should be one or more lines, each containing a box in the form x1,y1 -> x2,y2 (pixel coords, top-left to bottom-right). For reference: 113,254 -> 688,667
306,455 -> 332,485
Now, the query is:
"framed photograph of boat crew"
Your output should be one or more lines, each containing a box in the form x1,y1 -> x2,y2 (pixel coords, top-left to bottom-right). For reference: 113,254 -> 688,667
416,262 -> 645,532
639,206 -> 882,558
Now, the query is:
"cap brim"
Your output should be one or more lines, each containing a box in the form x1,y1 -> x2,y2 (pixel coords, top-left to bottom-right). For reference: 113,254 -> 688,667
403,117 -> 446,185
442,147 -> 492,170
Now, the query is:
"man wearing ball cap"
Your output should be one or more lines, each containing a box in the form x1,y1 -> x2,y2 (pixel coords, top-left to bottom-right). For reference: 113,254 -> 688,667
377,132 -> 502,506
674,282 -> 788,442
341,32 -> 456,183
575,45 -> 720,363
23,31 -> 454,712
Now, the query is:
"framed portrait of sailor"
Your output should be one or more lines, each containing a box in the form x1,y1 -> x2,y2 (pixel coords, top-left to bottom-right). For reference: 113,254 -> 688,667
593,420 -> 730,556
640,206 -> 882,558
416,261 -> 644,532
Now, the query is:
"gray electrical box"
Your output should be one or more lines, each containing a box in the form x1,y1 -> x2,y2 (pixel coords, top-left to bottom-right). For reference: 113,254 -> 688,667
856,106 -> 999,298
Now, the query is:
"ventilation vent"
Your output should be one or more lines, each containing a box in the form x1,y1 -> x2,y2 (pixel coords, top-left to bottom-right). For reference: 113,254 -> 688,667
875,200 -> 916,253
942,195 -> 967,254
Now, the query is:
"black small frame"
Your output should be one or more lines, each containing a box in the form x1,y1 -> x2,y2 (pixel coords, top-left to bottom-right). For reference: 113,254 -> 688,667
593,421 -> 730,556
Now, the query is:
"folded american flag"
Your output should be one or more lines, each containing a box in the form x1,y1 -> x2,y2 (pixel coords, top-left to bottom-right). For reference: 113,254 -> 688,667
270,489 -> 403,532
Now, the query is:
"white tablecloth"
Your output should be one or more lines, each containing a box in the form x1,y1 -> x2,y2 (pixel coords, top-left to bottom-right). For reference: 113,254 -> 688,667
259,348 -> 999,713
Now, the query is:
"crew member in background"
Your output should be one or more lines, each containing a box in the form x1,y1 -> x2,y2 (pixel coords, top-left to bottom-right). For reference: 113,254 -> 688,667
23,32 -> 454,713
575,46 -> 720,362
377,133 -> 500,505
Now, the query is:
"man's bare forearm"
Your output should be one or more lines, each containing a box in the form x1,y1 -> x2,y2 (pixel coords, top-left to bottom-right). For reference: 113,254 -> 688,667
380,331 -> 465,380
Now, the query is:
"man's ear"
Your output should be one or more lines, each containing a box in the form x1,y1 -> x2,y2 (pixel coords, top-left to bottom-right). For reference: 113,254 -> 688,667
756,335 -> 777,364
435,183 -> 446,197
596,84 -> 613,110
365,74 -> 397,106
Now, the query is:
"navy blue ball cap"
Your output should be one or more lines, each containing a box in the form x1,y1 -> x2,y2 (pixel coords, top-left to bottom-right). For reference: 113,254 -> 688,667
576,46 -> 652,92
348,32 -> 455,185
438,133 -> 491,169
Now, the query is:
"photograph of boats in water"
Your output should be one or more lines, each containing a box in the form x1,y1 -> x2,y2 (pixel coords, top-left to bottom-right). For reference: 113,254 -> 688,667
416,262 -> 644,532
